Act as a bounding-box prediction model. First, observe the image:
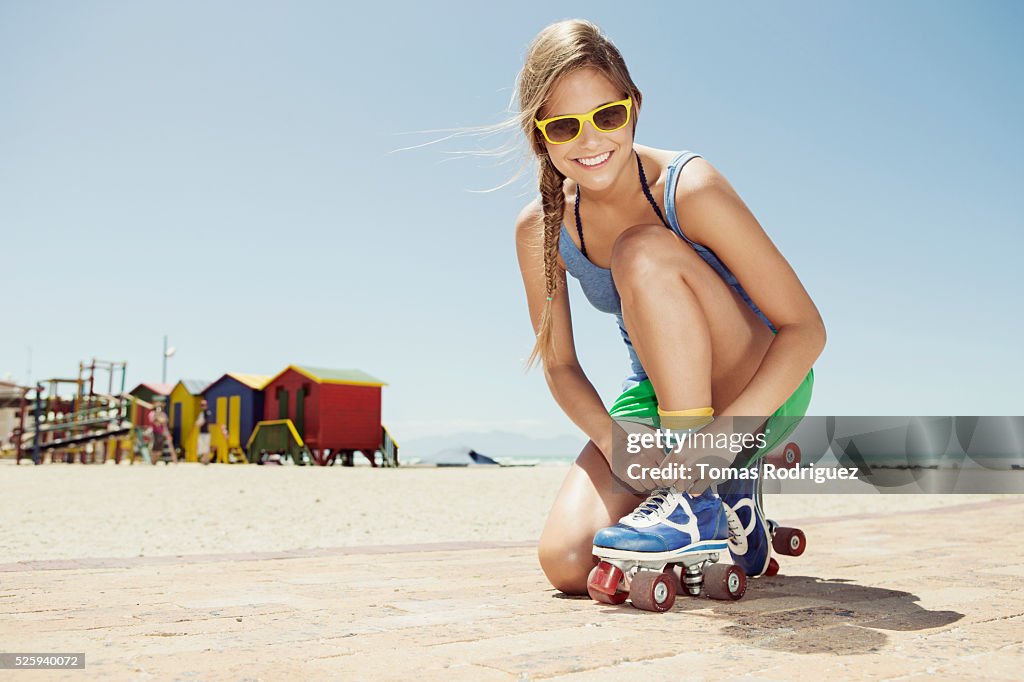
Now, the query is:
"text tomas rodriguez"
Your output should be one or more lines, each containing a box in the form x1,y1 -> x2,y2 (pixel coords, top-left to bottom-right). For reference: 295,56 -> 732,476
626,462 -> 862,484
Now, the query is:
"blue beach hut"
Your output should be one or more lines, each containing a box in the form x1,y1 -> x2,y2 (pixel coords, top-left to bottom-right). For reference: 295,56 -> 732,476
202,373 -> 270,456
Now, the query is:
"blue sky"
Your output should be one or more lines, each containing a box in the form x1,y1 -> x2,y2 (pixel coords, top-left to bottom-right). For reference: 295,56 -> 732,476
2,1 -> 1022,441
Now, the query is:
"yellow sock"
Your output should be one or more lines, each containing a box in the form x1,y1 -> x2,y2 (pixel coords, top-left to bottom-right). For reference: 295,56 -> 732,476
657,406 -> 714,431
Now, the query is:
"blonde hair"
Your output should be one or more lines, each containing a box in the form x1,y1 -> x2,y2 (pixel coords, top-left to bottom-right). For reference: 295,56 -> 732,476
517,19 -> 642,370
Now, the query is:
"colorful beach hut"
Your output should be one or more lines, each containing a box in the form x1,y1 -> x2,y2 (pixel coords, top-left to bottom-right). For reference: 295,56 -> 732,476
127,382 -> 173,425
129,382 -> 173,405
168,379 -> 210,449
255,365 -> 388,465
202,373 -> 269,457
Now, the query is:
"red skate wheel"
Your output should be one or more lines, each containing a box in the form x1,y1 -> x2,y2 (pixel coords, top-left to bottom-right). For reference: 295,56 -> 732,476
587,562 -> 624,597
629,570 -> 676,612
588,582 -> 627,605
772,527 -> 806,556
783,442 -> 801,467
704,563 -> 747,601
764,557 -> 780,577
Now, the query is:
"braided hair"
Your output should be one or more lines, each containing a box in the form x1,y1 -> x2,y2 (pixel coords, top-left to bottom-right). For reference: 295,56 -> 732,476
517,19 -> 641,370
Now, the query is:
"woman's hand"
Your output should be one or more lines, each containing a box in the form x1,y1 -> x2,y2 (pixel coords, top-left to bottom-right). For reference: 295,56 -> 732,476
602,418 -> 671,495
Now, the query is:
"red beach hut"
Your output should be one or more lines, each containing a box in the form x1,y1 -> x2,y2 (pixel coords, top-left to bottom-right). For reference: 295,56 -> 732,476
257,365 -> 391,466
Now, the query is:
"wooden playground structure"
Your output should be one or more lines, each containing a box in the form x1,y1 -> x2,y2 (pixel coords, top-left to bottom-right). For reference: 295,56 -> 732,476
8,359 -> 135,465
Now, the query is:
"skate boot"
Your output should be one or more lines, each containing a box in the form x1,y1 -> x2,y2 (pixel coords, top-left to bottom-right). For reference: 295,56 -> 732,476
587,488 -> 747,610
593,487 -> 730,559
718,459 -> 808,577
717,463 -> 773,577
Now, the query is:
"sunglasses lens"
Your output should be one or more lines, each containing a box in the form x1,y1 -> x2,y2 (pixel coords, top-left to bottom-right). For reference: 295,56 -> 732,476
545,117 -> 581,143
593,103 -> 629,131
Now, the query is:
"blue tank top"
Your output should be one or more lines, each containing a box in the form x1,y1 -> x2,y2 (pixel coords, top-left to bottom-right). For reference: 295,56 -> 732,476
558,151 -> 776,390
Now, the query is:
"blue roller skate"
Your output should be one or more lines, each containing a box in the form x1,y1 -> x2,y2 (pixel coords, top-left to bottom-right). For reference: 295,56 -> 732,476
718,464 -> 773,577
718,459 -> 807,578
587,488 -> 748,611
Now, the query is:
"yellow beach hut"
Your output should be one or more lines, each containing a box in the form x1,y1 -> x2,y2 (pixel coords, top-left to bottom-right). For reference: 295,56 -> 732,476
168,379 -> 210,451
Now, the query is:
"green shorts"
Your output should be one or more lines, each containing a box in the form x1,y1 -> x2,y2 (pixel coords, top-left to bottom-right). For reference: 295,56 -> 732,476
608,369 -> 815,465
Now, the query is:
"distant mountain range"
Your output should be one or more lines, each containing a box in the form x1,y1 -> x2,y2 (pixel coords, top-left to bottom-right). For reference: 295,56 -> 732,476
400,430 -> 587,460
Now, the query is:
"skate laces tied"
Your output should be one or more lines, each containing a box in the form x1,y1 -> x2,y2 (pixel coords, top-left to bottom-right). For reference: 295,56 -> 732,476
626,486 -> 683,523
725,503 -> 744,540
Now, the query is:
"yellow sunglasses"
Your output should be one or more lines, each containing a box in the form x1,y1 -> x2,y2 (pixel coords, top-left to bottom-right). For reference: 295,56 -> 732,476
534,97 -> 633,145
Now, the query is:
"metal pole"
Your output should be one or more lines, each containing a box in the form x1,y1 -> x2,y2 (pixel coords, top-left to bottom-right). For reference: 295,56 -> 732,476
16,386 -> 26,464
32,384 -> 42,465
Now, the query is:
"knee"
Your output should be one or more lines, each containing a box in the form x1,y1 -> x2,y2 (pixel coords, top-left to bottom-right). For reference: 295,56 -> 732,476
610,224 -> 678,285
613,224 -> 715,295
537,535 -> 595,596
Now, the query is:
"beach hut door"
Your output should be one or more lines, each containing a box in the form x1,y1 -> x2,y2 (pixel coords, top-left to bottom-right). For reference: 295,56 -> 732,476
172,402 -> 182,446
277,388 -> 289,420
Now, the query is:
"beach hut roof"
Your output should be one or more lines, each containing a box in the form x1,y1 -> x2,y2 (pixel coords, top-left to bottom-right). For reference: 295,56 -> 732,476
205,373 -> 272,392
175,379 -> 211,396
268,365 -> 387,387
131,382 -> 173,396
226,373 -> 272,390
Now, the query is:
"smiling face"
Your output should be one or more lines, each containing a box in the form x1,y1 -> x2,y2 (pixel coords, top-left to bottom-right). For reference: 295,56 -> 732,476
538,68 -> 636,192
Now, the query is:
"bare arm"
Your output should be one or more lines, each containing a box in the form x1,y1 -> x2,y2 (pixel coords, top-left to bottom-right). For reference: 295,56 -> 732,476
676,159 -> 827,417
515,200 -> 619,461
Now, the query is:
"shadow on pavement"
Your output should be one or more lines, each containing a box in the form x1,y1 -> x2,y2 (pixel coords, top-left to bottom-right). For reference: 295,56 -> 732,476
554,573 -> 963,656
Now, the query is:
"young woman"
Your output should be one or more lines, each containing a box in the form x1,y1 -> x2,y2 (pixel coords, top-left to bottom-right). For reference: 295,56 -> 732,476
513,19 -> 825,595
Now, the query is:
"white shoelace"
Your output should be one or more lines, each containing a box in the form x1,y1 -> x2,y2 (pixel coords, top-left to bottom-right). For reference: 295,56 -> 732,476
726,505 -> 743,540
625,487 -> 677,523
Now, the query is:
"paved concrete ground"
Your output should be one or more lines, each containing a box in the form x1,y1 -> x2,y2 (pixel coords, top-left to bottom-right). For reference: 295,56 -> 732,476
1,497 -> 1022,681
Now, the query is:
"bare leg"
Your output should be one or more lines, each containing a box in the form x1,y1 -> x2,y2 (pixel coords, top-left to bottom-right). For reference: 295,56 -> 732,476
538,226 -> 778,595
610,224 -> 775,413
538,441 -> 645,595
